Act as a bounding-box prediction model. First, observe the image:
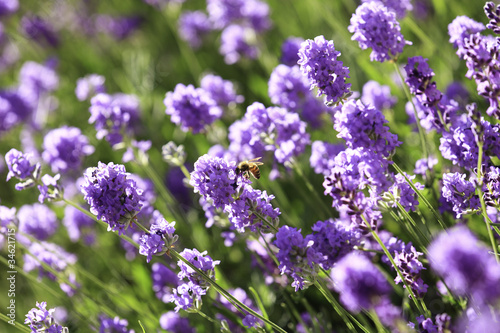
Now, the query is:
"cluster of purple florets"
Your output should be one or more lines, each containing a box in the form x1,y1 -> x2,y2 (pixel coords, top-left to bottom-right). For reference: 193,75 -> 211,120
228,102 -> 310,166
80,162 -> 144,234
298,35 -> 351,105
25,302 -> 68,333
441,172 -> 480,218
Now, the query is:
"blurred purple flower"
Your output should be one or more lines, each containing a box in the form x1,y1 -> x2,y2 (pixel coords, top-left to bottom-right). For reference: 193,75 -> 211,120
159,312 -> 194,333
200,73 -> 244,107
361,0 -> 412,19
280,37 -> 304,66
414,155 -> 438,176
96,15 -> 142,40
75,74 -> 106,101
309,141 -> 344,176
23,241 -> 79,296
63,205 -> 96,245
448,15 -> 485,50
219,24 -> 259,65
428,226 -> 500,305
89,93 -> 141,146
5,148 -> 39,184
298,35 -> 351,104
268,64 -> 310,110
0,90 -> 32,133
331,253 -> 392,312
361,80 -> 397,110
349,2 -> 411,62
42,126 -> 94,174
17,204 -> 58,245
0,0 -> 18,16
21,15 -> 59,47
99,316 -> 134,333
207,0 -> 271,31
152,262 -> 180,303
164,83 -> 222,134
178,11 -> 212,49
80,162 -> 144,234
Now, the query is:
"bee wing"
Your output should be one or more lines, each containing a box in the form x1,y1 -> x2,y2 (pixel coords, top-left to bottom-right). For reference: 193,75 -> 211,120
248,157 -> 262,163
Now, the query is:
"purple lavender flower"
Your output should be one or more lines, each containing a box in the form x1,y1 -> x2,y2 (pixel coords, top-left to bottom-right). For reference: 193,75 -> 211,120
63,205 -> 96,245
414,155 -> 438,176
152,262 -> 180,303
268,64 -> 310,110
95,15 -> 142,40
386,173 -> 424,212
89,93 -> 141,146
139,216 -> 177,262
457,307 -> 500,332
361,0 -> 412,19
448,16 -> 485,50
5,149 -> 40,188
42,126 -> 94,174
361,80 -> 397,110
439,114 -> 500,169
225,183 -> 280,233
349,2 -> 411,62
428,226 -> 500,304
309,219 -> 361,270
207,0 -> 271,31
190,154 -> 240,209
19,61 -> 59,96
386,238 -> 428,297
331,253 -> 392,312
334,99 -> 401,158
484,166 -> 500,208
228,102 -> 310,165
164,83 -> 222,134
0,90 -> 33,132
25,301 -> 67,333
408,315 -> 438,332
309,141 -> 344,176
23,241 -> 79,296
75,74 -> 106,101
21,15 -> 59,47
323,147 -> 391,209
18,204 -> 58,244
178,11 -> 212,49
219,24 -> 259,65
171,248 -> 220,312
280,37 -> 304,66
441,172 -> 480,218
37,173 -> 63,203
99,316 -> 134,333
298,36 -> 351,104
0,0 -> 18,16
80,162 -> 144,234
274,226 -> 322,291
215,288 -> 261,330
159,312 -> 195,333
485,2 -> 500,34
200,74 -> 244,107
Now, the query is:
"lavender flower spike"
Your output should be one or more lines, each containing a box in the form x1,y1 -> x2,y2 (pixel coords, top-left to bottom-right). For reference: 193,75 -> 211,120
349,1 -> 411,62
298,35 -> 351,105
25,301 -> 68,333
80,162 -> 144,234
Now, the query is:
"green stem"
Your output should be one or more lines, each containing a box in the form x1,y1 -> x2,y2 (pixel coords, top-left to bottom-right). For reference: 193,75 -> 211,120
170,250 -> 287,333
392,162 -> 447,230
393,62 -> 428,159
361,215 -> 426,316
248,286 -> 271,332
0,313 -> 31,333
395,202 -> 431,247
196,310 -> 216,323
476,142 -> 500,263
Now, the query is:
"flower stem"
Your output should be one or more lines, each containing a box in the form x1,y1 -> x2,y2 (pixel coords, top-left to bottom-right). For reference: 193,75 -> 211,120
361,215 -> 426,316
170,250 -> 288,333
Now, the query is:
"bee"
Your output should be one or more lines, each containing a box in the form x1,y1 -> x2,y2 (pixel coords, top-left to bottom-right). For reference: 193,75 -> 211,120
235,157 -> 264,179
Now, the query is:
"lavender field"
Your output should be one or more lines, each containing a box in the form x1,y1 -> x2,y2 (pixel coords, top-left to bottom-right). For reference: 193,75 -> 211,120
1,0 -> 499,332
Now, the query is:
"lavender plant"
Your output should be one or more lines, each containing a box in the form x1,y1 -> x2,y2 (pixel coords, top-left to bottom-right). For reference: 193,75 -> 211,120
1,0 -> 500,332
